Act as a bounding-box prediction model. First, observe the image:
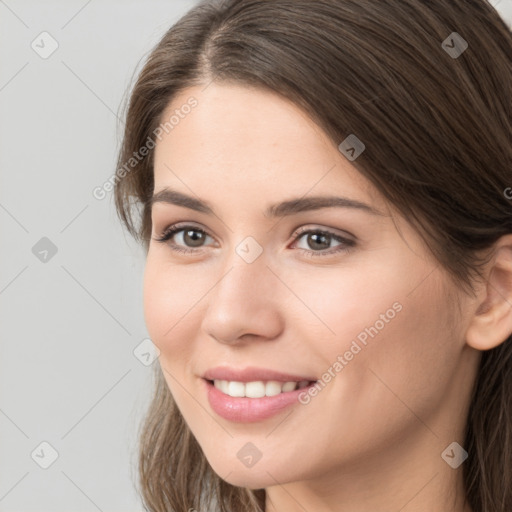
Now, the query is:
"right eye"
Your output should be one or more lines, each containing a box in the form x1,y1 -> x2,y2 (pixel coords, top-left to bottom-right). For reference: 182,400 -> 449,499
154,224 -> 216,254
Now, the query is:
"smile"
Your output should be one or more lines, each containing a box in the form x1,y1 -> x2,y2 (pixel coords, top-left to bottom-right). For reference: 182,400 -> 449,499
211,379 -> 313,398
203,378 -> 318,422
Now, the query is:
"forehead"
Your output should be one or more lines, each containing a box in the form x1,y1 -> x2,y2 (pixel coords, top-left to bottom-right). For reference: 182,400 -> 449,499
153,83 -> 382,210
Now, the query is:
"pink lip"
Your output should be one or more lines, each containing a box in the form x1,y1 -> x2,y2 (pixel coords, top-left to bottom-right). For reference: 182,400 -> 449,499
202,365 -> 317,383
202,379 -> 318,422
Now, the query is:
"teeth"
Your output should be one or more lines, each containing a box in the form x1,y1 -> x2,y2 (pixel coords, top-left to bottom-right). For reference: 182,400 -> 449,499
282,381 -> 298,392
265,381 -> 283,397
213,379 -> 311,398
247,381 -> 266,397
228,381 -> 245,397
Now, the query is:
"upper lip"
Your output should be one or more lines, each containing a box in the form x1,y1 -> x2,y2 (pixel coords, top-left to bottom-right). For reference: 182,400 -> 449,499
202,366 -> 318,383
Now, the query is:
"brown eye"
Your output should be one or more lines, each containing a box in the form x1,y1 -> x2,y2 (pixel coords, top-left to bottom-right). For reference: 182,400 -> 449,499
182,228 -> 207,247
292,228 -> 356,257
154,224 -> 215,254
304,232 -> 332,251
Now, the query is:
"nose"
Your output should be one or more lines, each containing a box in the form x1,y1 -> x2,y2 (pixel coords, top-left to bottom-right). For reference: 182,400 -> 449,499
200,255 -> 284,345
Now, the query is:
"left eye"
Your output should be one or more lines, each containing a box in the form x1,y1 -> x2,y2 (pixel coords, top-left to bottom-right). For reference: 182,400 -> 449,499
292,229 -> 355,255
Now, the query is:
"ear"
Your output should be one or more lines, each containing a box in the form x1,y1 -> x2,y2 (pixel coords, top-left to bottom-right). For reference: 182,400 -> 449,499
465,234 -> 512,351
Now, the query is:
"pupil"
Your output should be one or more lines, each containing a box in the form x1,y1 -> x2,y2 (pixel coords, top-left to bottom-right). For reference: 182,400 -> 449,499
309,233 -> 330,250
185,229 -> 204,247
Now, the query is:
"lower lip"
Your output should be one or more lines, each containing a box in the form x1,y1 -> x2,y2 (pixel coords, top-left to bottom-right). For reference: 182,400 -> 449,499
203,379 -> 317,423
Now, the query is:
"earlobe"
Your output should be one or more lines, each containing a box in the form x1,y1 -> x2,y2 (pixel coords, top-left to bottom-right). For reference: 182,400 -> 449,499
465,234 -> 512,352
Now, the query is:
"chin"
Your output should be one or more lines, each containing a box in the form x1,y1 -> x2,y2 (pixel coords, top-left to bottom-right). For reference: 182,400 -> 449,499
220,472 -> 274,490
206,459 -> 282,489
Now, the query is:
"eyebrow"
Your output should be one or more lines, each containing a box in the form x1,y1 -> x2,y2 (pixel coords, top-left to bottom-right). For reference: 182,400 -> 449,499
149,188 -> 384,217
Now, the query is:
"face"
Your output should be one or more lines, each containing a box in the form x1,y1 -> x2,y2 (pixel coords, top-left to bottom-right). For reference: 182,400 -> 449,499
144,83 -> 478,490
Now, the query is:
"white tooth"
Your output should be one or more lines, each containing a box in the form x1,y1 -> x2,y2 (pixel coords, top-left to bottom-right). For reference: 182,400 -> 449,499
215,379 -> 304,397
220,380 -> 229,394
245,381 -> 266,398
265,381 -> 283,396
282,381 -> 297,392
228,381 -> 245,397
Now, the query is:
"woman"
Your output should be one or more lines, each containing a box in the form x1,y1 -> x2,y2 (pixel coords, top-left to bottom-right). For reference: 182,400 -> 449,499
114,0 -> 512,510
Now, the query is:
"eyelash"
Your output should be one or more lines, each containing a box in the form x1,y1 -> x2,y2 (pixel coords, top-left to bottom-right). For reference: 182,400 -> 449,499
153,223 -> 356,258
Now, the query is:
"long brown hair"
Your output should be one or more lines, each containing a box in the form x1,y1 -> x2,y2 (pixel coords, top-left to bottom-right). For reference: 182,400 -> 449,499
113,1 -> 512,510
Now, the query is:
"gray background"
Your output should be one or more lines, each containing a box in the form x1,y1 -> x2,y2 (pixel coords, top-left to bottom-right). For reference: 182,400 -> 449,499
0,1 -> 197,511
1,1 -> 511,511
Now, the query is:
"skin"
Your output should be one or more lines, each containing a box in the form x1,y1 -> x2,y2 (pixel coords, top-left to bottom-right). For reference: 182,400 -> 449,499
144,82 -> 512,512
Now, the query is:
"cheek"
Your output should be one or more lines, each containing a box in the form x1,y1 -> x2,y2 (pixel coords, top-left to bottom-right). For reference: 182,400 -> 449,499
142,257 -> 205,411
333,273 -> 460,431
143,261 -> 169,344
371,283 -> 459,394
284,262 -> 405,349
296,262 -> 458,414
142,255 -> 201,359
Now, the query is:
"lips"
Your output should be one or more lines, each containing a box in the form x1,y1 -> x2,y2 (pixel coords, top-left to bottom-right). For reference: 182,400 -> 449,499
201,366 -> 319,422
203,378 -> 318,422
202,365 -> 318,383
